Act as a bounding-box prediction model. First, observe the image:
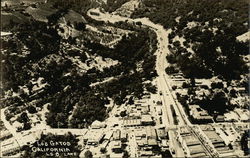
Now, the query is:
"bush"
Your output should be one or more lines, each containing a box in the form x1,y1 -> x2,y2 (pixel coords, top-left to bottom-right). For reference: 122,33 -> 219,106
211,82 -> 224,89
145,83 -> 157,93
172,85 -> 177,90
27,106 -> 37,114
165,66 -> 178,74
182,82 -> 189,88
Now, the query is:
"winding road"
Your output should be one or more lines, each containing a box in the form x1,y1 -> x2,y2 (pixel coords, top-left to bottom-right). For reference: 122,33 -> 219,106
87,7 -> 220,158
87,7 -> 188,157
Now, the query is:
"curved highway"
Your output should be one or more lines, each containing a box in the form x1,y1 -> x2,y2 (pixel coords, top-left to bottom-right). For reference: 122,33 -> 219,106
87,7 -> 218,157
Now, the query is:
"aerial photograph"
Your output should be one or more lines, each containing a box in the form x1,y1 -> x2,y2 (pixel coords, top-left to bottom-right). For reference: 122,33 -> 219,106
0,0 -> 249,157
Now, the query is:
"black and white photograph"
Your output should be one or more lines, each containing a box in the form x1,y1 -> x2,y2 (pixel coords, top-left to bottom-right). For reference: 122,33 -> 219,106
0,0 -> 249,157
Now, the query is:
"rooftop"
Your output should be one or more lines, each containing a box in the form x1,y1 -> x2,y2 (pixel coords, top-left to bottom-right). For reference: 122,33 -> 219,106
84,130 -> 104,143
146,127 -> 157,138
91,120 -> 106,129
113,129 -> 121,140
188,144 -> 206,155
123,119 -> 141,127
179,126 -> 190,135
183,134 -> 200,146
203,131 -> 224,144
189,105 -> 213,120
147,138 -> 158,146
111,141 -> 122,149
141,114 -> 153,123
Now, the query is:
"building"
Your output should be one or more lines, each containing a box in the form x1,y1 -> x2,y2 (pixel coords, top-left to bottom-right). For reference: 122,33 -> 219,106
138,150 -> 154,157
84,130 -> 104,145
1,32 -> 13,37
146,127 -> 157,139
234,109 -> 249,122
0,130 -> 12,141
141,114 -> 154,125
157,108 -> 162,115
111,141 -> 122,153
202,126 -> 233,156
215,126 -> 241,146
18,130 -> 42,146
91,120 -> 106,129
178,126 -> 207,158
135,127 -> 158,152
128,112 -> 141,118
189,105 -> 213,123
147,138 -> 158,146
113,129 -> 121,141
161,139 -> 169,151
233,123 -> 250,132
135,130 -> 147,139
156,128 -> 168,140
216,115 -> 225,122
123,119 -> 141,127
121,130 -> 127,142
224,111 -> 239,122
1,138 -> 20,157
103,131 -> 113,140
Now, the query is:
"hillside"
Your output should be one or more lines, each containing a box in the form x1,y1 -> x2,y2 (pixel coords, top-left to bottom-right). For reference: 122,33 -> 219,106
1,1 -> 158,129
133,0 -> 249,80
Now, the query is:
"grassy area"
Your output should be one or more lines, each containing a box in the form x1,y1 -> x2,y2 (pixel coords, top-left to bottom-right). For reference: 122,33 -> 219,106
1,12 -> 29,30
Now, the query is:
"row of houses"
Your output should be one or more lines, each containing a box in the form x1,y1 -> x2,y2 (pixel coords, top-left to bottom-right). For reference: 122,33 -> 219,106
135,127 -> 158,157
178,126 -> 208,158
189,105 -> 213,123
0,137 -> 20,157
201,125 -> 237,157
123,114 -> 155,127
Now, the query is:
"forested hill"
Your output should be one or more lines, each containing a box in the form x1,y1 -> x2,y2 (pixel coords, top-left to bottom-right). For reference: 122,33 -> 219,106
47,0 -> 131,14
133,0 -> 249,80
133,0 -> 248,32
1,0 -> 158,129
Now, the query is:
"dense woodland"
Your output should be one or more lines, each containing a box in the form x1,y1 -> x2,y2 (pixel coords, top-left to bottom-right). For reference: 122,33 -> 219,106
133,0 -> 249,116
133,0 -> 249,79
2,2 -> 158,128
47,0 -> 130,14
2,0 -> 248,129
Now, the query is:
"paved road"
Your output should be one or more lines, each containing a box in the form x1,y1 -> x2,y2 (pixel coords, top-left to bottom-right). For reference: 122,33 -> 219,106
87,8 -> 222,157
1,7 -> 215,157
87,8 -> 186,157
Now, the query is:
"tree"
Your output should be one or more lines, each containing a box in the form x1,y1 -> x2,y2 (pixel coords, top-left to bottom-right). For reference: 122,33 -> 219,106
5,113 -> 14,121
240,131 -> 249,155
120,111 -> 127,117
229,89 -> 237,98
23,122 -> 31,130
228,143 -> 233,150
172,85 -> 177,90
182,82 -> 189,88
190,78 -> 195,87
165,66 -> 178,74
161,150 -> 172,158
27,106 -> 37,114
145,83 -> 157,93
135,21 -> 142,26
128,96 -> 134,105
100,147 -> 106,153
210,90 -> 228,114
123,150 -> 129,158
20,112 -> 29,123
187,88 -> 195,95
84,150 -> 93,158
211,82 -> 224,89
